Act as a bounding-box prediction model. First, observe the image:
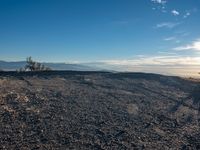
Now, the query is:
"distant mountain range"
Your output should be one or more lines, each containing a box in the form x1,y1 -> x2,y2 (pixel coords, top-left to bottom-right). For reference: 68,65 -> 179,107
0,60 -> 104,71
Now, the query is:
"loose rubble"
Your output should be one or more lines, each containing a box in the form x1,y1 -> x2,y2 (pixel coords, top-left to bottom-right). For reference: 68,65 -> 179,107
0,71 -> 200,149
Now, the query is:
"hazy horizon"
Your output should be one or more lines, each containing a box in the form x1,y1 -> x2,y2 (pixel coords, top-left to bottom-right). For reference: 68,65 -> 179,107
0,58 -> 200,77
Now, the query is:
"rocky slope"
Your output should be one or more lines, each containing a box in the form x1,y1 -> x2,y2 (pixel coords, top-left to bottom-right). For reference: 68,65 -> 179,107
0,71 -> 200,149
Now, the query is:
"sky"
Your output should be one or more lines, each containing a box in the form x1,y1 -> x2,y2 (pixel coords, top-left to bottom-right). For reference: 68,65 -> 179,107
0,0 -> 200,76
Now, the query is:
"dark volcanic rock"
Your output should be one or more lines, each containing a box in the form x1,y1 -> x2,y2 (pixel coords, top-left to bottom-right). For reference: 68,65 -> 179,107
0,71 -> 200,149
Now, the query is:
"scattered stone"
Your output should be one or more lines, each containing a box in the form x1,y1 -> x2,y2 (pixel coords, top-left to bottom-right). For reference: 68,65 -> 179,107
0,71 -> 199,149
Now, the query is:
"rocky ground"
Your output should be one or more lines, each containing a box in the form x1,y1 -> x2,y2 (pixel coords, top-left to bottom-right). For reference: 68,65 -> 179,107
0,71 -> 200,150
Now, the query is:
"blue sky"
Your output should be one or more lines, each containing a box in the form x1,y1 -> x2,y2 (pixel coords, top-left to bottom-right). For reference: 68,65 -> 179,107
0,0 -> 200,75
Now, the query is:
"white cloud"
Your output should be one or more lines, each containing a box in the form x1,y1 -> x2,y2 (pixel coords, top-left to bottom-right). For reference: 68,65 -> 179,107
164,37 -> 176,41
183,12 -> 191,18
183,8 -> 198,18
174,39 -> 200,51
156,22 -> 180,29
171,10 -> 180,16
151,0 -> 167,4
151,0 -> 167,13
175,31 -> 190,37
164,37 -> 181,43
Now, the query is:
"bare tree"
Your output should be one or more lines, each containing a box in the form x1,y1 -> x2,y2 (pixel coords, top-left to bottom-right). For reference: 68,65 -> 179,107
23,57 -> 51,71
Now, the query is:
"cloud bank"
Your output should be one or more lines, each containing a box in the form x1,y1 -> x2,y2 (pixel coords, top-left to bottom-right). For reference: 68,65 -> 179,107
96,55 -> 200,77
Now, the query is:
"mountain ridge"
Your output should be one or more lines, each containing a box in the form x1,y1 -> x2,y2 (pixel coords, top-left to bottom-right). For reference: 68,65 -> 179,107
0,60 -> 101,71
